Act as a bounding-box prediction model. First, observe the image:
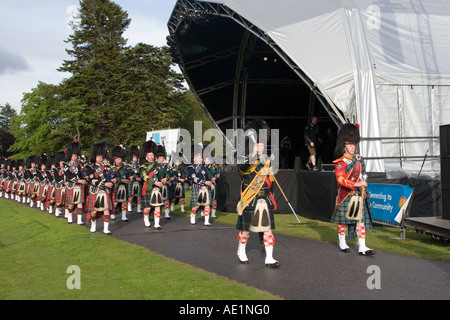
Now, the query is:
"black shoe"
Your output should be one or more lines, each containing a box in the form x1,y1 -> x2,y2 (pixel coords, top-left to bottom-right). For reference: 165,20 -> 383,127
359,249 -> 376,256
265,261 -> 280,268
340,248 -> 350,253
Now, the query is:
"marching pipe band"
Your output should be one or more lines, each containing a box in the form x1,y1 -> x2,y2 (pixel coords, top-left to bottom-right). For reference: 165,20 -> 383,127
0,139 -> 224,236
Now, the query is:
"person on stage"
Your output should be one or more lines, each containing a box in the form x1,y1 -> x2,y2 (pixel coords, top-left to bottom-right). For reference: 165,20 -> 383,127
331,123 -> 375,256
235,119 -> 279,268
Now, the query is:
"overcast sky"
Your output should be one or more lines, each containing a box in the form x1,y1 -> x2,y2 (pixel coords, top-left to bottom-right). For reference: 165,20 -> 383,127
0,0 -> 178,111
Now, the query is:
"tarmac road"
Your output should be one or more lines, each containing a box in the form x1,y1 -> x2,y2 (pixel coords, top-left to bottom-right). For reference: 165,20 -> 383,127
103,211 -> 449,300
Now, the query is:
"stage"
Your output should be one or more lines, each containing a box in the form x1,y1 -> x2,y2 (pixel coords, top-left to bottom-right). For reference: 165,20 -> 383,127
217,166 -> 443,224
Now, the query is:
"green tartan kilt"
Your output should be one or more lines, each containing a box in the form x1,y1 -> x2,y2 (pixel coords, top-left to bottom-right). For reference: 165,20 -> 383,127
190,187 -> 212,207
127,180 -> 142,198
236,208 -> 275,232
331,195 -> 373,228
190,187 -> 200,207
141,186 -> 163,208
141,193 -> 152,208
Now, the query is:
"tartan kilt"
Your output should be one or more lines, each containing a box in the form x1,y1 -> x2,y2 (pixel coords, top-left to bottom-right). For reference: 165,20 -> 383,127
55,187 -> 65,204
38,183 -> 48,200
46,186 -> 54,201
64,185 -> 85,205
331,195 -> 373,228
168,182 -> 185,199
85,188 -> 113,213
26,182 -> 33,195
236,208 -> 275,231
127,180 -> 142,198
189,187 -> 202,207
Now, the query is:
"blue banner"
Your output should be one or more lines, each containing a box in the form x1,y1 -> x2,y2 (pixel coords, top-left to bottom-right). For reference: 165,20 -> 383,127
368,183 -> 414,225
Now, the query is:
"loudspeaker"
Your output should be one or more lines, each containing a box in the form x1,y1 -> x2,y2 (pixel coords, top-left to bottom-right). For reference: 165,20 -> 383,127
440,125 -> 450,220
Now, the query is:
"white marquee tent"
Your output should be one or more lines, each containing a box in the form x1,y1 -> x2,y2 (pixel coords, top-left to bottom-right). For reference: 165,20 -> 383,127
168,0 -> 450,175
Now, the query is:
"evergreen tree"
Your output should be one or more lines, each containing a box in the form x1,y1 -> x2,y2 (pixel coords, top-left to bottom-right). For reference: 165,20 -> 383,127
0,103 -> 17,132
58,0 -> 131,144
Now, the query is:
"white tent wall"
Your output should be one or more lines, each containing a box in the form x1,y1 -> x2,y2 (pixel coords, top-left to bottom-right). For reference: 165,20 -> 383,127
176,0 -> 450,175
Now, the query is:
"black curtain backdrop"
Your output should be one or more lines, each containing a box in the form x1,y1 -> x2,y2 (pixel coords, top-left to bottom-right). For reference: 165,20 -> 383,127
217,167 -> 337,222
217,166 -> 442,222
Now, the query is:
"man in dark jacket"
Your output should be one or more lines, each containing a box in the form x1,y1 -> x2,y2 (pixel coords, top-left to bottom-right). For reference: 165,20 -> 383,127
304,116 -> 319,171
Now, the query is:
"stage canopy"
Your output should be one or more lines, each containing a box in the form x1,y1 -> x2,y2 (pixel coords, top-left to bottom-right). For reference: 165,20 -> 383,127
167,0 -> 450,175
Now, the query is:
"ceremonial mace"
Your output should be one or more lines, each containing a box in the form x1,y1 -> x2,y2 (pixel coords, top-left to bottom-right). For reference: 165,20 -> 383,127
247,131 -> 301,224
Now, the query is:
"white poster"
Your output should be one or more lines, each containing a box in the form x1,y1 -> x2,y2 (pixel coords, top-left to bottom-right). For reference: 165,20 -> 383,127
146,128 -> 180,160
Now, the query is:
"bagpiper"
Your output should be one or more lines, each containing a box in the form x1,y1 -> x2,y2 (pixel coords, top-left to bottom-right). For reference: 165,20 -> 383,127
155,145 -> 171,220
168,158 -> 188,213
111,145 -> 130,222
64,141 -> 87,225
25,155 -> 38,205
204,153 -> 221,218
45,154 -> 56,214
15,160 -> 26,203
36,155 -> 50,211
139,140 -> 165,229
332,123 -> 375,256
0,157 -> 6,198
3,159 -> 14,199
187,143 -> 212,226
53,151 -> 66,217
85,142 -> 114,234
236,120 -> 280,268
127,145 -> 143,213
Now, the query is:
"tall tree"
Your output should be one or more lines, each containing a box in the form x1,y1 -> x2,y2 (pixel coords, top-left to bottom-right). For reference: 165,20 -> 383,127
0,103 -> 17,132
9,82 -> 61,158
58,0 -> 131,144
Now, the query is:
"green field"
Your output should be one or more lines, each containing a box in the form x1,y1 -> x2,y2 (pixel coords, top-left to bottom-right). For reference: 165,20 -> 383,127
0,198 -> 279,300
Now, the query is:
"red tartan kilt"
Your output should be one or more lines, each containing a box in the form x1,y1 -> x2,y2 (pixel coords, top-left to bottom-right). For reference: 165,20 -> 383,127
85,190 -> 113,213
55,188 -> 65,203
38,184 -> 47,200
64,186 -> 85,205
26,182 -> 32,195
46,186 -> 54,201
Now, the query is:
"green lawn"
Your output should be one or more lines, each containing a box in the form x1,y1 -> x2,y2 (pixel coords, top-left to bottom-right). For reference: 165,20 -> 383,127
0,198 -> 279,300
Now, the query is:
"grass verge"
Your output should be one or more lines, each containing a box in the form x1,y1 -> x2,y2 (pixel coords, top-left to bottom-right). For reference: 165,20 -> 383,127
0,198 -> 280,300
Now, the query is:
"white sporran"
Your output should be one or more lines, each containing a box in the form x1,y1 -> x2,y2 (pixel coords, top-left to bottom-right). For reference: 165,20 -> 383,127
150,187 -> 163,207
94,190 -> 108,211
196,187 -> 210,206
345,195 -> 363,221
116,184 -> 127,203
73,186 -> 82,204
250,199 -> 271,232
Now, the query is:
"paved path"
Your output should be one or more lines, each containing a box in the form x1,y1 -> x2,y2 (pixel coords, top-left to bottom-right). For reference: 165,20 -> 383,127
103,211 -> 449,300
